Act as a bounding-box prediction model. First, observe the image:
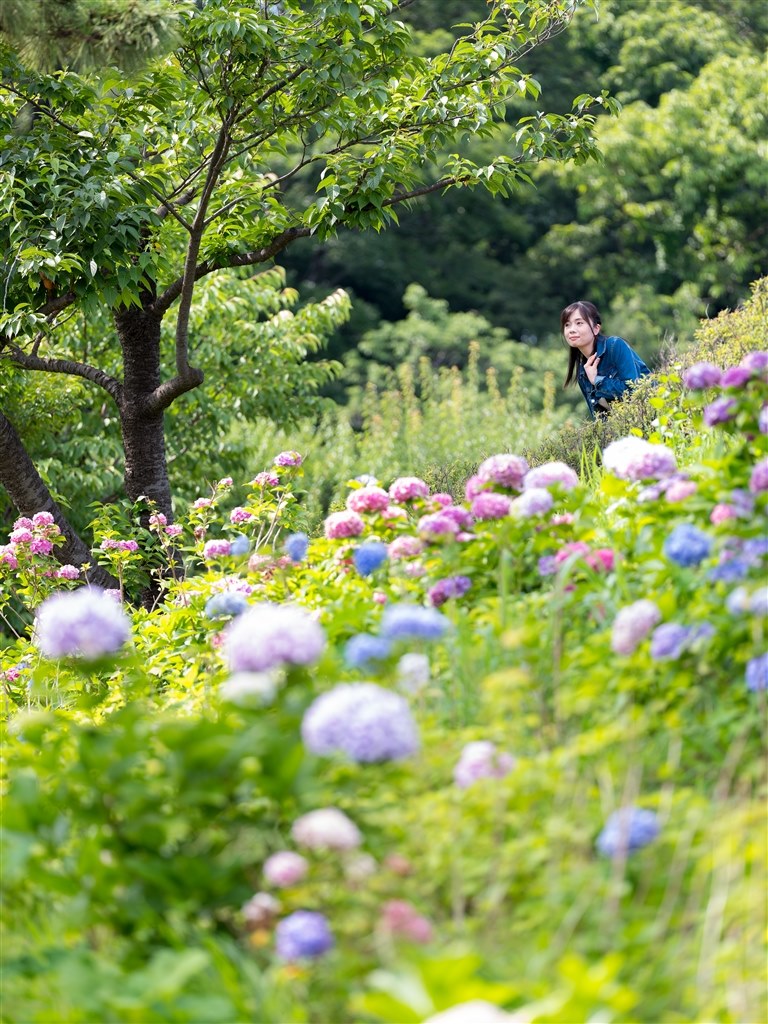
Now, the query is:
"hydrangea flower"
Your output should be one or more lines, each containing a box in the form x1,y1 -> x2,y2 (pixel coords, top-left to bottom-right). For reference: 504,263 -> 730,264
427,575 -> 472,607
302,682 -> 419,762
759,405 -> 768,435
55,565 -> 80,581
388,536 -> 424,561
470,492 -> 511,520
431,492 -> 453,507
523,461 -> 579,491
284,531 -> 309,562
250,471 -> 280,488
749,457 -> 768,494
229,533 -> 250,556
710,503 -> 737,524
650,623 -> 692,660
602,437 -> 677,481
454,741 -> 515,789
291,808 -> 361,851
219,670 -> 280,707
746,653 -> 767,691
32,511 -> 55,527
0,545 -> 19,569
423,1002 -> 517,1024
379,899 -> 433,944
682,362 -> 722,389
380,603 -> 449,641
740,351 -> 768,375
596,806 -> 660,857
353,540 -> 388,576
275,911 -> 333,961
418,512 -> 460,541
389,477 -> 429,502
344,633 -> 392,669
324,509 -> 364,539
396,652 -> 430,693
242,892 -> 281,929
229,507 -> 253,524
476,453 -> 528,490
720,365 -> 753,389
584,548 -> 616,573
203,539 -> 232,559
347,486 -> 390,513
225,603 -> 325,672
611,600 -> 662,655
35,587 -> 131,660
263,851 -> 308,888
663,524 -> 712,567
274,450 -> 302,467
205,591 -> 250,619
464,474 -> 487,501
438,505 -> 474,530
703,396 -> 737,427
666,480 -> 697,503
509,487 -> 553,518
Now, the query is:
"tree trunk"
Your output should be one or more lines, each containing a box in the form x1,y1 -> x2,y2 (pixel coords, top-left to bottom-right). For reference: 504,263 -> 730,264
0,407 -> 118,588
115,302 -> 173,518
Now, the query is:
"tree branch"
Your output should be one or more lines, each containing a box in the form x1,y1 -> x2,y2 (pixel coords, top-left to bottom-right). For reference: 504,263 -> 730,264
4,348 -> 123,403
0,408 -> 119,589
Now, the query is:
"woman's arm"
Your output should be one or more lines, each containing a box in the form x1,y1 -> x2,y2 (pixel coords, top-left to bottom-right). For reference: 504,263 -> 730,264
591,337 -> 646,402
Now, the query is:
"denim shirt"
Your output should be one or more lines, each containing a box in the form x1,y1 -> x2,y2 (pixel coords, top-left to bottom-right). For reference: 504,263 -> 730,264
577,334 -> 650,419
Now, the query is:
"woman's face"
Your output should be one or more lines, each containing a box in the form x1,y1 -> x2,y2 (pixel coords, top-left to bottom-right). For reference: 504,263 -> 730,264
564,310 -> 600,353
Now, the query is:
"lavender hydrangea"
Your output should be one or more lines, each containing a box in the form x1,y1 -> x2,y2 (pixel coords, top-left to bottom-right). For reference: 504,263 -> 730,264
453,741 -> 515,789
611,600 -> 662,655
523,461 -> 579,491
301,682 -> 419,762
427,575 -> 472,607
476,453 -> 529,490
682,362 -> 722,389
35,587 -> 131,660
470,492 -> 512,520
650,623 -> 692,661
275,911 -> 333,961
229,533 -> 250,556
720,365 -> 753,389
343,633 -> 392,668
263,851 -> 308,888
749,457 -> 768,494
602,437 -> 677,482
746,653 -> 767,692
417,512 -> 461,541
291,808 -> 361,851
509,487 -> 554,519
703,396 -> 737,427
274,450 -> 303,467
380,603 -> 450,641
596,806 -> 660,857
353,540 -> 388,576
205,591 -> 250,619
663,524 -> 712,567
284,532 -> 309,562
225,603 -> 325,672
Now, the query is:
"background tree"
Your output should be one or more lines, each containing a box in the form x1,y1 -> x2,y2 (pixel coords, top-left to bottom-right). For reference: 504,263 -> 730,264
1,0 -> 614,569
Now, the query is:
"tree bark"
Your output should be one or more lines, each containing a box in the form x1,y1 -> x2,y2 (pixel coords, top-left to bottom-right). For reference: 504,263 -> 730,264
0,407 -> 118,588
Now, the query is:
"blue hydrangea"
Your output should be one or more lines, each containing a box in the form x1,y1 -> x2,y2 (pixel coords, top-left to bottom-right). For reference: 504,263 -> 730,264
380,603 -> 449,641
284,531 -> 309,562
275,911 -> 334,960
353,540 -> 388,576
743,537 -> 768,563
596,806 -> 660,858
302,682 -> 419,763
229,533 -> 251,556
746,652 -> 768,692
344,633 -> 392,669
663,524 -> 712,567
708,557 -> 750,583
205,591 -> 250,619
650,623 -> 691,660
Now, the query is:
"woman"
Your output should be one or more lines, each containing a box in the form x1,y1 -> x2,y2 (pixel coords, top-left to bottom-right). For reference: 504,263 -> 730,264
561,300 -> 650,419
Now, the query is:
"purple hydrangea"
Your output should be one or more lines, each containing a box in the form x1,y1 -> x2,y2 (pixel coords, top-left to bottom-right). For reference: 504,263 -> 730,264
740,351 -> 768,375
596,806 -> 660,857
746,652 -> 768,692
453,741 -> 515,789
611,600 -> 662,655
35,587 -> 131,660
427,575 -> 472,607
284,532 -> 309,562
538,555 -> 558,576
663,524 -> 712,567
225,603 -> 325,672
470,492 -> 512,520
205,591 -> 250,619
759,405 -> 768,435
509,487 -> 554,518
344,633 -> 392,668
602,437 -> 677,482
380,603 -> 450,641
720,365 -> 753,389
274,450 -> 303,467
703,396 -> 737,427
302,682 -> 419,762
476,453 -> 529,490
275,911 -> 333,961
353,540 -> 388,576
749,457 -> 768,494
523,461 -> 579,491
464,474 -> 487,501
438,505 -> 474,531
682,362 -> 722,389
650,623 -> 691,660
418,512 -> 460,541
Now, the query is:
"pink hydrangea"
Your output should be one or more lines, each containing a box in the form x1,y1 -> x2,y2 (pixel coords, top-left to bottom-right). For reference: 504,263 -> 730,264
381,505 -> 408,524
32,511 -> 55,527
388,536 -> 424,560
611,600 -> 662,655
554,541 -> 590,566
29,538 -> 54,556
148,512 -> 167,527
55,564 -> 80,580
230,506 -> 253,524
291,808 -> 362,851
100,539 -> 139,552
477,453 -> 529,490
710,503 -> 737,524
165,524 -> 183,537
13,517 -> 34,530
274,450 -> 303,467
203,539 -> 232,559
263,851 -> 309,888
193,497 -> 213,508
10,528 -> 33,544
379,900 -> 433,944
464,474 -> 487,501
389,477 -> 430,502
0,546 -> 19,569
324,510 -> 365,539
431,493 -> 453,507
454,741 -> 515,789
666,480 -> 697,502
439,505 -> 474,530
470,492 -> 511,520
585,548 -> 615,573
250,471 -> 280,488
523,461 -> 579,491
417,512 -> 460,541
602,437 -> 677,481
551,512 -> 575,526
749,457 -> 768,493
218,476 -> 234,487
346,486 -> 391,513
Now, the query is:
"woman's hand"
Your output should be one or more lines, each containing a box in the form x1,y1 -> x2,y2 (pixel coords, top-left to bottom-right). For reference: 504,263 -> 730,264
584,352 -> 600,384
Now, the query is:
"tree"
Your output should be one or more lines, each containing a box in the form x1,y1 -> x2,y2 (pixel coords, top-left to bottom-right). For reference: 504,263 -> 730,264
1,0 -> 614,577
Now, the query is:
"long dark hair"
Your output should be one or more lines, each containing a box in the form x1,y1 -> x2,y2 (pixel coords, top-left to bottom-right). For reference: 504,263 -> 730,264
561,300 -> 602,387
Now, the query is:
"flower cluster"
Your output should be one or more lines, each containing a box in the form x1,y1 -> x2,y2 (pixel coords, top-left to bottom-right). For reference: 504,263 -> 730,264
602,437 -> 677,482
225,603 -> 325,672
611,600 -> 662,655
427,575 -> 472,607
596,806 -> 660,857
291,808 -> 361,851
454,741 -> 515,789
275,910 -> 333,961
35,587 -> 131,660
302,682 -> 419,763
